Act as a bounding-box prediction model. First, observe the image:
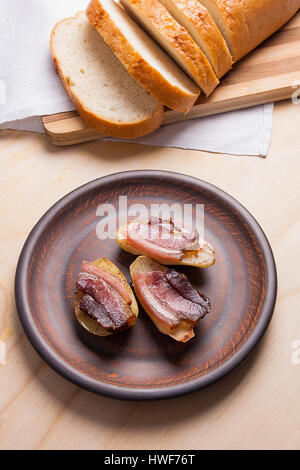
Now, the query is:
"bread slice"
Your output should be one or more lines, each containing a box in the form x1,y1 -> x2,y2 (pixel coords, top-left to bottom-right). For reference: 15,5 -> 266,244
116,223 -> 216,268
86,0 -> 200,113
198,0 -> 300,62
75,258 -> 138,337
158,0 -> 232,78
50,12 -> 164,139
120,0 -> 219,96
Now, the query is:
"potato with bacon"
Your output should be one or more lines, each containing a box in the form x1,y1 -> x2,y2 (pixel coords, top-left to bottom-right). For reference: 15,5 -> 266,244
130,256 -> 211,342
75,258 -> 138,336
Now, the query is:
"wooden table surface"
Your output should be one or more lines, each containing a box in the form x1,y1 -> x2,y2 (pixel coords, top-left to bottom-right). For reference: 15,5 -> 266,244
0,101 -> 299,450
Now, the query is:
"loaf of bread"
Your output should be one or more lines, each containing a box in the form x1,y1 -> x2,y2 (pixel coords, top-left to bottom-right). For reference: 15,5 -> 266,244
158,0 -> 232,78
198,0 -> 300,62
120,0 -> 219,95
51,12 -> 164,138
87,0 -> 201,113
51,1 -> 299,138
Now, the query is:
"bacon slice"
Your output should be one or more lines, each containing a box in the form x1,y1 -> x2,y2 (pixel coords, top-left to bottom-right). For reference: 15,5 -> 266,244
81,261 -> 132,305
147,271 -> 207,322
127,218 -> 199,263
148,217 -> 199,250
132,269 -> 210,330
132,272 -> 179,328
79,294 -> 116,330
76,273 -> 132,329
165,269 -> 210,316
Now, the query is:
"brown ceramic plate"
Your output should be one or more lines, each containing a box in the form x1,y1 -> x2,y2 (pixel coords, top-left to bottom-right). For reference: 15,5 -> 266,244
15,170 -> 277,400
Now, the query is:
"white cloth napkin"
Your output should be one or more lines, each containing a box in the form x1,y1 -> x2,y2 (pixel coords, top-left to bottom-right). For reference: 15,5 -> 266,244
0,0 -> 274,156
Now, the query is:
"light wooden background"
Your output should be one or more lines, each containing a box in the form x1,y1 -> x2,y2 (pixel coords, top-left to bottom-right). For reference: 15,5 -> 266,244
0,101 -> 299,450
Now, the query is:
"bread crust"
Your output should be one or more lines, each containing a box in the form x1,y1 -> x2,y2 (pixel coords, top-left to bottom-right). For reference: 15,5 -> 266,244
50,13 -> 164,139
87,0 -> 200,112
199,0 -> 300,62
159,0 -> 232,78
121,0 -> 219,95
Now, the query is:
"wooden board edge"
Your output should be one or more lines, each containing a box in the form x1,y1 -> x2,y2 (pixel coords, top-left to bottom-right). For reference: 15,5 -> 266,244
43,88 -> 295,147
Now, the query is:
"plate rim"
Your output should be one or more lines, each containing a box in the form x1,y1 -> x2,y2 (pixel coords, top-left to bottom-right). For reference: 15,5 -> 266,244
15,170 -> 277,400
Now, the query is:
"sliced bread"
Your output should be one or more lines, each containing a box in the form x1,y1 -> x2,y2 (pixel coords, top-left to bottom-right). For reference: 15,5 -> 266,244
120,0 -> 219,95
198,0 -> 300,62
50,12 -> 164,139
158,0 -> 232,78
86,0 -> 200,113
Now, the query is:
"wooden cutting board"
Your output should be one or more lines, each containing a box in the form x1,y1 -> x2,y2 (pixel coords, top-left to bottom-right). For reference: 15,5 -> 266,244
43,12 -> 300,146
